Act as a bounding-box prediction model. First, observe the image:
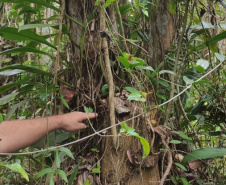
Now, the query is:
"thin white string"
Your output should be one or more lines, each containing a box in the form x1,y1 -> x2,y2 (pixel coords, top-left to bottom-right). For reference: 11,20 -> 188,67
0,60 -> 224,156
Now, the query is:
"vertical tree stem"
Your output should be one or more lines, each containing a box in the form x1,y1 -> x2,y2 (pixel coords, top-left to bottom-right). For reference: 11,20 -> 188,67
164,0 -> 190,125
100,1 -> 117,147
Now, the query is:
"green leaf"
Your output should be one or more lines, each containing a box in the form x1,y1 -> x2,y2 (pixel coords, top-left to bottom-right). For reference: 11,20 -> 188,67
197,59 -> 209,69
183,76 -> 194,85
127,92 -> 146,102
117,56 -> 130,69
0,69 -> 24,76
195,65 -> 205,73
175,163 -> 187,171
0,113 -> 2,124
192,31 -> 226,53
215,53 -> 225,62
5,163 -> 29,182
91,148 -> 99,152
6,100 -> 27,120
0,64 -> 52,77
0,47 -> 52,56
191,21 -> 215,30
193,80 -> 211,85
119,122 -> 150,158
92,162 -> 101,174
84,106 -> 93,113
138,136 -> 150,158
0,92 -> 19,106
168,0 -> 176,14
124,86 -> 138,93
182,148 -> 226,163
19,24 -> 59,31
58,147 -> 75,160
56,169 -> 68,183
170,140 -> 182,144
0,27 -> 56,49
55,151 -> 61,169
60,94 -> 70,109
101,84 -> 109,96
68,163 -> 80,185
104,0 -> 116,8
159,70 -> 175,75
0,0 -> 60,11
84,180 -> 91,185
142,9 -> 149,17
135,65 -> 154,71
36,168 -> 54,179
156,93 -> 167,101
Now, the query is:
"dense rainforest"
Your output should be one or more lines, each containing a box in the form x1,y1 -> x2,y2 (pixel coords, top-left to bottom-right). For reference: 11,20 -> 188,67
0,0 -> 225,184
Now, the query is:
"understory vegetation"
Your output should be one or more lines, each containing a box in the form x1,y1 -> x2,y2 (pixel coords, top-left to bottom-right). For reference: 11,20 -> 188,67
0,0 -> 225,184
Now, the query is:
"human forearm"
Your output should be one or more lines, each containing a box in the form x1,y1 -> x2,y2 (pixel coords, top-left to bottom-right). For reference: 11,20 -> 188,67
0,112 -> 97,153
0,116 -> 61,153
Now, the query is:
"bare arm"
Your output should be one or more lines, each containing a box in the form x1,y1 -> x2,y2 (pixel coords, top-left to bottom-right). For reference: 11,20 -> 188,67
0,112 -> 97,153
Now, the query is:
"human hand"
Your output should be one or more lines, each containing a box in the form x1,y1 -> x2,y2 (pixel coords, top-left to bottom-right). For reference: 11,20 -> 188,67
58,112 -> 97,132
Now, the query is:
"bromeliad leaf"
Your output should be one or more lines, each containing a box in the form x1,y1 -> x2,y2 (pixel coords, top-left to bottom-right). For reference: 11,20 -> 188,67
0,27 -> 56,49
182,147 -> 226,163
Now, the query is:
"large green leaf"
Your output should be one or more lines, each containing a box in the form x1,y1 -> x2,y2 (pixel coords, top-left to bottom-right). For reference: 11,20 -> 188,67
182,148 -> 226,163
0,27 -> 56,49
0,47 -> 52,56
0,64 -> 53,77
19,24 -> 59,31
192,31 -> 226,53
4,163 -> 29,182
0,92 -> 19,106
0,0 -> 60,11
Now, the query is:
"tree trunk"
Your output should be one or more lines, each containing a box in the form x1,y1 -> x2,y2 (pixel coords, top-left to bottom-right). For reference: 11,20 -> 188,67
66,1 -> 176,184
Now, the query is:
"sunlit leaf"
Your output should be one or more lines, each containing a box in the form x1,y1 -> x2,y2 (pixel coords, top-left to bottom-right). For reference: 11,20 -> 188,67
92,162 -> 101,174
197,59 -> 209,69
84,106 -> 93,113
183,76 -> 194,85
168,0 -> 176,14
5,163 -> 29,182
215,53 -> 225,62
60,94 -> 70,109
